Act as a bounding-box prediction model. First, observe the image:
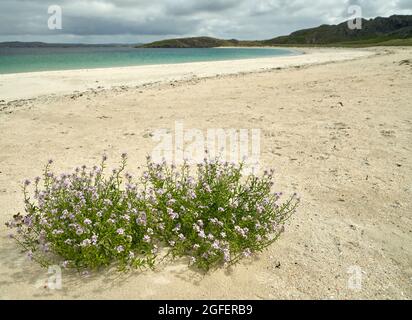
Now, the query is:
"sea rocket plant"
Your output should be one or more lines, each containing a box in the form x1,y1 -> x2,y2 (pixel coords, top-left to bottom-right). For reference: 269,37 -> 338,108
6,155 -> 156,270
144,156 -> 299,270
6,154 -> 299,272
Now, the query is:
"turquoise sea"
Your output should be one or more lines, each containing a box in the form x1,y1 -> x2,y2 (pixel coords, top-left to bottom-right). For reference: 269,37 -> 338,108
0,47 -> 295,74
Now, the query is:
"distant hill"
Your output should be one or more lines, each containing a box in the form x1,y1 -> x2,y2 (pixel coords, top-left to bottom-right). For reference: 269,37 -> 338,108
264,15 -> 412,46
140,15 -> 412,48
140,37 -> 260,48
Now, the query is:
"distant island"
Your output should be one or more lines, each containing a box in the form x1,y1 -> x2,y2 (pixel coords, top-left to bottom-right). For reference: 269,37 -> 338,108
0,42 -> 139,48
139,37 -> 260,48
141,15 -> 412,48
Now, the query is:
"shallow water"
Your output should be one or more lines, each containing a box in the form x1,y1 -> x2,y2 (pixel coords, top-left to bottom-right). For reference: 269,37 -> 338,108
0,46 -> 295,74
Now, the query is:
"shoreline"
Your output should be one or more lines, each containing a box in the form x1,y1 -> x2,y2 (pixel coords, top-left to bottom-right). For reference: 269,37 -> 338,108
0,47 -> 375,102
0,46 -> 298,77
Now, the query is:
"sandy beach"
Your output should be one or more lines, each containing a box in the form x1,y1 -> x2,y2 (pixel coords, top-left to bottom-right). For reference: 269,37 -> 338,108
0,47 -> 411,299
0,48 -> 372,102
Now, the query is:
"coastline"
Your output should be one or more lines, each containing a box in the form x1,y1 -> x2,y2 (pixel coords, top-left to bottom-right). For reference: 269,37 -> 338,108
0,48 -> 374,102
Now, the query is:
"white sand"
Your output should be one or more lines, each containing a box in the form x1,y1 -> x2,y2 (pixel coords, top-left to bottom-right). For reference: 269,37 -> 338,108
0,47 -> 411,299
0,48 -> 374,102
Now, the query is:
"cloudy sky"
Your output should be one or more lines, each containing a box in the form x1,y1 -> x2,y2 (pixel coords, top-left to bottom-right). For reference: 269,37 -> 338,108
0,0 -> 411,43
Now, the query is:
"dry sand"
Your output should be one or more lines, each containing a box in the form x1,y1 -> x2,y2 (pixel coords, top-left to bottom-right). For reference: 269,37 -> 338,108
0,47 -> 411,299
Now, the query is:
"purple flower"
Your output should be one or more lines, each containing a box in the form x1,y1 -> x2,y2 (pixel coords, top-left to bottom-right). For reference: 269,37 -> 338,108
136,212 -> 147,226
235,226 -> 248,238
116,228 -> 125,235
116,245 -> 124,253
81,239 -> 91,247
223,249 -> 231,262
143,235 -> 151,242
24,179 -> 31,186
23,216 -> 33,227
243,248 -> 251,258
152,244 -> 158,254
84,219 -> 92,225
41,243 -> 50,253
167,208 -> 179,220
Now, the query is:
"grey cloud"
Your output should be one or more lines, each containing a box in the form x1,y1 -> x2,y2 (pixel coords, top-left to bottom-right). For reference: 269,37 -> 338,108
164,0 -> 244,16
0,0 -> 411,43
397,0 -> 412,10
61,15 -> 200,36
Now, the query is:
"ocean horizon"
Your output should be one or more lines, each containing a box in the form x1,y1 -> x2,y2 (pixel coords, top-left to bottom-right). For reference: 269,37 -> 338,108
0,47 -> 296,75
